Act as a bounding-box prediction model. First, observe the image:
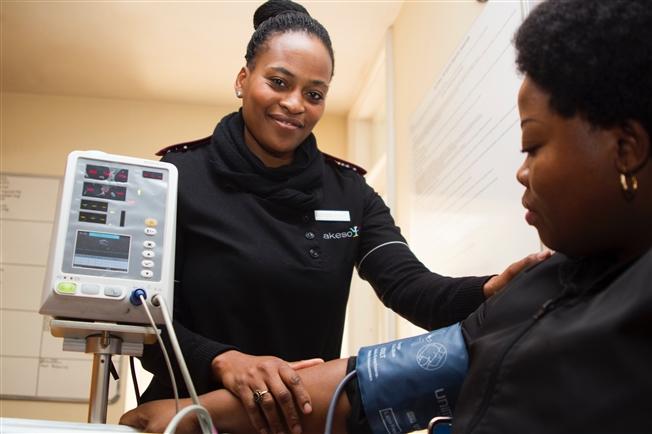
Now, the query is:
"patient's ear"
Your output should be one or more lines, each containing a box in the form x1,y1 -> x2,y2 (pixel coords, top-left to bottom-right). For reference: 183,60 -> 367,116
614,120 -> 650,174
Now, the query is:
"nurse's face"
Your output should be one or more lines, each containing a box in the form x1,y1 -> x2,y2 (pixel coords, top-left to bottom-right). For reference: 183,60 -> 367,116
516,77 -> 624,257
235,31 -> 332,168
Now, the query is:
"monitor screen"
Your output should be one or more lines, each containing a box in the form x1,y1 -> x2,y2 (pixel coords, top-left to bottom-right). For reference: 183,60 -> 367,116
72,231 -> 130,272
82,182 -> 127,201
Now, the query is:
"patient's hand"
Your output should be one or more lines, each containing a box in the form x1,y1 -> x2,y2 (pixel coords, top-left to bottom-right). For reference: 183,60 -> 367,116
482,250 -> 552,297
120,398 -> 196,434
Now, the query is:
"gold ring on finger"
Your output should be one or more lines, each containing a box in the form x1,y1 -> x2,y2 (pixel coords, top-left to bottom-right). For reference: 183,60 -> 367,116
253,389 -> 269,404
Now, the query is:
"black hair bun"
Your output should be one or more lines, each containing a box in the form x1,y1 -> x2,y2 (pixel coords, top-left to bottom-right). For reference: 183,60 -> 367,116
253,0 -> 309,29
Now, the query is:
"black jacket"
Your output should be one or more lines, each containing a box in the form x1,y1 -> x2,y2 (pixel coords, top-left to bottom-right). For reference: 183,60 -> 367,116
454,248 -> 652,433
141,115 -> 489,401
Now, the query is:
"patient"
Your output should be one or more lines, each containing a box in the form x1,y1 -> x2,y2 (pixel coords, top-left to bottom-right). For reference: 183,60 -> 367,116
121,0 -> 652,432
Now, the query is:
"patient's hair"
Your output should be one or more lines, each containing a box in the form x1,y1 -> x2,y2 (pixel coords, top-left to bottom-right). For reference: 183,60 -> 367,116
514,0 -> 652,139
245,0 -> 334,75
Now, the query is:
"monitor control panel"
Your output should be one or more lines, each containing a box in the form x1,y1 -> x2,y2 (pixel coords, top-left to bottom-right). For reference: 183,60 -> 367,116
40,151 -> 178,324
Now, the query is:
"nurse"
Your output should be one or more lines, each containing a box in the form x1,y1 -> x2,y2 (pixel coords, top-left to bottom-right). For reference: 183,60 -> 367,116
138,1 -> 545,434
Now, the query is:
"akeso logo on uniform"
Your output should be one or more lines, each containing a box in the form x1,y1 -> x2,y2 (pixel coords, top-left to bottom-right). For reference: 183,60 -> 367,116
323,226 -> 360,240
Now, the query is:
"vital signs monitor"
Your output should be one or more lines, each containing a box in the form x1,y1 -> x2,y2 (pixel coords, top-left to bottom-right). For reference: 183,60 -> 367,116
40,151 -> 178,324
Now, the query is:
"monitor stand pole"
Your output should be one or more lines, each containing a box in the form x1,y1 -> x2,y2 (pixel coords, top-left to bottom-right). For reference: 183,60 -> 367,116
49,319 -> 158,424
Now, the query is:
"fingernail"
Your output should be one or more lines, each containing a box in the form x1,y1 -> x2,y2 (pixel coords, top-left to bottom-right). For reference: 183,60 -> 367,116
303,403 -> 312,413
260,429 -> 268,434
292,425 -> 302,434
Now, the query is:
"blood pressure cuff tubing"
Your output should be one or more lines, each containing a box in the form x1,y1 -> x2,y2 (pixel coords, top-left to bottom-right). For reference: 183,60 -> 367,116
354,323 -> 468,434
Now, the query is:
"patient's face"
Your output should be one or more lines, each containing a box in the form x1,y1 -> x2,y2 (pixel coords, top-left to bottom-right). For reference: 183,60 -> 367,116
516,77 -> 622,257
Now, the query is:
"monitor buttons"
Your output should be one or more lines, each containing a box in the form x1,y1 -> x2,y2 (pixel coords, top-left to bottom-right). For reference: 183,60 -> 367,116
104,286 -> 123,297
144,227 -> 157,236
143,240 -> 156,249
141,259 -> 154,268
81,283 -> 101,295
56,282 -> 77,294
140,270 -> 154,279
142,250 -> 155,258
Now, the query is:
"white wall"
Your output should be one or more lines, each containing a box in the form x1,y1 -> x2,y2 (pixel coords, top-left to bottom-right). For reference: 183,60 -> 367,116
389,1 -> 486,338
341,1 -> 489,355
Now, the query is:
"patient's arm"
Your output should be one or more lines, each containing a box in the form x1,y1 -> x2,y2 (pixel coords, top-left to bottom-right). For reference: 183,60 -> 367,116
120,358 -> 351,434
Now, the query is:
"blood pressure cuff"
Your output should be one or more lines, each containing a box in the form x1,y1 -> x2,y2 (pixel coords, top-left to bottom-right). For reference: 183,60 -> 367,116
355,323 -> 468,434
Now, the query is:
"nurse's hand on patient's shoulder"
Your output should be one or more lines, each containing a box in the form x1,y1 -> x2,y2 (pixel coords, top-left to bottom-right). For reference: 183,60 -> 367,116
211,350 -> 323,434
482,250 -> 552,298
120,397 -> 194,433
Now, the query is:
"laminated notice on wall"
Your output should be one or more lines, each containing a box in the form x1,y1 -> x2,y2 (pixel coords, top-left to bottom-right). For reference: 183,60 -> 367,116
0,173 -> 120,402
409,1 -> 541,278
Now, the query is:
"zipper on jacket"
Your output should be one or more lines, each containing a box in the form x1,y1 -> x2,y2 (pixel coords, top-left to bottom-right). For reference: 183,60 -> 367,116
465,294 -> 564,433
464,257 -> 633,433
533,298 -> 557,320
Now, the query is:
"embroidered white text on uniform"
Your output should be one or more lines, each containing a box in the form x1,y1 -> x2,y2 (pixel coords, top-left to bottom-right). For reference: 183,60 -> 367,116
323,226 -> 359,240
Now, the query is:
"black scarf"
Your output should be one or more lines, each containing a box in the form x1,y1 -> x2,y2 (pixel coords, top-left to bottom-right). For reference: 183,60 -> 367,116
210,111 -> 324,210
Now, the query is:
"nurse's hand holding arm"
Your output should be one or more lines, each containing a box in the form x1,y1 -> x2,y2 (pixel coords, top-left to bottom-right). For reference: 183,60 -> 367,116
212,352 -> 323,434
121,359 -> 349,434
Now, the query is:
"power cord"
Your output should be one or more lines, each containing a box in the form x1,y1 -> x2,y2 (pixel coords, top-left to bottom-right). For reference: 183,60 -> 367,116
153,293 -> 216,434
164,404 -> 214,434
135,291 -> 181,414
324,369 -> 357,434
129,356 -> 141,405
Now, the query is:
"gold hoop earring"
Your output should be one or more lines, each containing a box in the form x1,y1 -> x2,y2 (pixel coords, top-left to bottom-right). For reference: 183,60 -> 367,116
620,173 -> 638,201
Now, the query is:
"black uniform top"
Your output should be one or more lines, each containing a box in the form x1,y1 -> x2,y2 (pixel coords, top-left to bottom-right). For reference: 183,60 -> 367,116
141,111 -> 489,401
453,248 -> 652,434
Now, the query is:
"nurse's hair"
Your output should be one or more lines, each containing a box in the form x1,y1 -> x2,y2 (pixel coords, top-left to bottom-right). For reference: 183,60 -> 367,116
245,0 -> 335,75
514,0 -> 652,139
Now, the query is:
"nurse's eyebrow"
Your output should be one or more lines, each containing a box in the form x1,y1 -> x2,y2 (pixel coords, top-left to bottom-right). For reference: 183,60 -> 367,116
269,66 -> 329,88
269,66 -> 294,77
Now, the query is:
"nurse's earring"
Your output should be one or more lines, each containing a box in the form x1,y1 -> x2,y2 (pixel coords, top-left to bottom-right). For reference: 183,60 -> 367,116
235,89 -> 242,98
